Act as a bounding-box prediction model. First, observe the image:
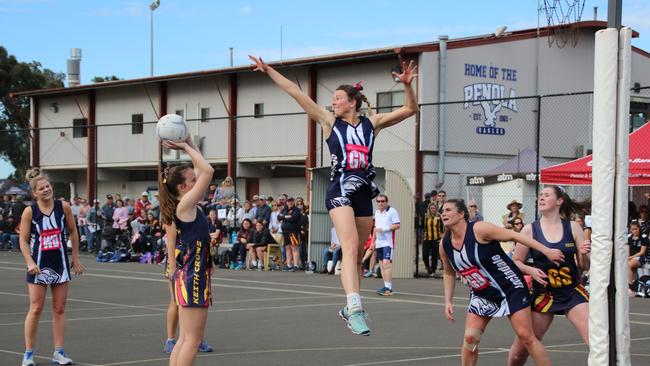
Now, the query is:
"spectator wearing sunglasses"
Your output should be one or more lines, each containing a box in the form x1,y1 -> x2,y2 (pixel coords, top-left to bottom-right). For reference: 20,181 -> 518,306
467,199 -> 484,223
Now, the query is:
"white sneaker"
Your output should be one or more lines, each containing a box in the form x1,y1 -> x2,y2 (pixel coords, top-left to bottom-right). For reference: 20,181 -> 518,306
52,349 -> 73,365
21,351 -> 35,366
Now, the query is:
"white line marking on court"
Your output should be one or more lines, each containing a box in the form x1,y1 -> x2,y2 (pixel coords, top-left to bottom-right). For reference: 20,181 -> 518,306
0,348 -> 101,366
86,336 -> 650,366
342,350 -> 511,366
341,336 -> 650,366
0,261 -> 469,300
97,346 -> 500,366
0,290 -> 168,313
0,300 -> 386,326
0,305 -> 162,316
0,265 -> 467,308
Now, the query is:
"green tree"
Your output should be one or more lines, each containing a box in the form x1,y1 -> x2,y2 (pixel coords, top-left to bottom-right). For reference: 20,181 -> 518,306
0,46 -> 65,180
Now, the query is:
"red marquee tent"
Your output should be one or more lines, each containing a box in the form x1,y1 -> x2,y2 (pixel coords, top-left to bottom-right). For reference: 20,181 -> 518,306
540,122 -> 650,186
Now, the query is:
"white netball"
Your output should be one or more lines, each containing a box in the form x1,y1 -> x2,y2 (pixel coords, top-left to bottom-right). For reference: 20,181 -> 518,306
156,114 -> 188,142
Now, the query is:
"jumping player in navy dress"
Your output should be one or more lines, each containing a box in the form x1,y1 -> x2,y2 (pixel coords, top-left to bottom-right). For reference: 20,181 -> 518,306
19,169 -> 85,366
249,55 -> 417,335
158,134 -> 214,366
439,199 -> 564,366
508,186 -> 591,366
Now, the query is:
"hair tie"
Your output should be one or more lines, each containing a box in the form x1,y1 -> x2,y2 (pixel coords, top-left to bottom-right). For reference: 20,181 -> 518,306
354,82 -> 363,91
161,162 -> 169,184
556,185 -> 566,194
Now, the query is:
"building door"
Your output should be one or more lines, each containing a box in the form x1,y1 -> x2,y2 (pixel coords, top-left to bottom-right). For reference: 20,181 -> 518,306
245,178 -> 259,200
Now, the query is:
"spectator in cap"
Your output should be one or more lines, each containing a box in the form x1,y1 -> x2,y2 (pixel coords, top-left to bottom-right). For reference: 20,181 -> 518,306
503,199 -> 525,229
135,191 -> 152,218
254,195 -> 271,228
278,196 -> 302,271
101,195 -> 116,227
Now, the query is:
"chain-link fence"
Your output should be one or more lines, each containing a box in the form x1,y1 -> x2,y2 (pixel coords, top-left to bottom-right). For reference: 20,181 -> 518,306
1,86 -> 649,274
414,86 -> 650,276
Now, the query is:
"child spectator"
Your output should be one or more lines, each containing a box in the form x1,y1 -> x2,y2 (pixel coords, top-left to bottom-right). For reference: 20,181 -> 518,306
112,199 -> 129,231
247,221 -> 275,270
230,218 -> 254,270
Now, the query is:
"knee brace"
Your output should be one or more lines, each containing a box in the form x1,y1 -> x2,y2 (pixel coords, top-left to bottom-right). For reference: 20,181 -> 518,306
463,328 -> 483,352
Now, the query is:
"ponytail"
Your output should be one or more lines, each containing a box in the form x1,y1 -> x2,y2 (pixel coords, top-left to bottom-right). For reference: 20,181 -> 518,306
158,163 -> 190,225
360,94 -> 374,116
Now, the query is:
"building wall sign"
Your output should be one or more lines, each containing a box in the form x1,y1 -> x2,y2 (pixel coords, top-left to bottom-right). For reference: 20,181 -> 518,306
462,63 -> 518,136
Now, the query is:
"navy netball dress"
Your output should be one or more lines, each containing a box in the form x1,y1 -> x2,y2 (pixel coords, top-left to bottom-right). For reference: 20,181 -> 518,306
26,200 -> 71,285
442,222 -> 531,317
163,224 -> 184,280
172,208 -> 213,307
529,219 -> 589,314
325,116 -> 379,216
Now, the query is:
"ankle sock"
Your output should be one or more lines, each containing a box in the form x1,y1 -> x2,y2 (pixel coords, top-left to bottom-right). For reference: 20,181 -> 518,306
346,292 -> 362,312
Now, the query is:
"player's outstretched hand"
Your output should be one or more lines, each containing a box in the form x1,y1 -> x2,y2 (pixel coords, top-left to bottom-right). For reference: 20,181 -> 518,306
392,59 -> 418,85
249,55 -> 269,73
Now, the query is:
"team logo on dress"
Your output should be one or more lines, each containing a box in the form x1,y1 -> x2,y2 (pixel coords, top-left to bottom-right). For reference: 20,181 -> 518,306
341,175 -> 366,194
469,296 -> 500,316
329,197 -> 351,208
36,267 -> 61,284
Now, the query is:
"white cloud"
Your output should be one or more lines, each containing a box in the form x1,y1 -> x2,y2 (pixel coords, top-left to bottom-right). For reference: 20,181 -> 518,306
240,5 -> 252,15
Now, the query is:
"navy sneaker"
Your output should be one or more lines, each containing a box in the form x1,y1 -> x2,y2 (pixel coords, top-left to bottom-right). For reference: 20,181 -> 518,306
198,340 -> 214,352
376,287 -> 393,296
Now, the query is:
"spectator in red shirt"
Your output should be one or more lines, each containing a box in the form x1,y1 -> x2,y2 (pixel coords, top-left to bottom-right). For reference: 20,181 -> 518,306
134,192 -> 153,217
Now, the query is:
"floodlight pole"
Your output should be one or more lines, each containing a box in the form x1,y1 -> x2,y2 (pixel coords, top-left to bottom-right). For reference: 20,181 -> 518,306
607,0 -> 622,29
150,0 -> 160,77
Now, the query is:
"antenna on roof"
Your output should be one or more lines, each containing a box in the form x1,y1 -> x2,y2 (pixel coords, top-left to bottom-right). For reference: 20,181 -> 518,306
280,24 -> 284,63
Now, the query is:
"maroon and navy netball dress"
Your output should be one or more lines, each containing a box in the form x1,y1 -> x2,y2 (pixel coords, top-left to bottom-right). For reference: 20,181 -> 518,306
26,200 -> 71,285
529,219 -> 589,314
172,208 -> 213,307
325,116 -> 379,217
442,222 -> 531,317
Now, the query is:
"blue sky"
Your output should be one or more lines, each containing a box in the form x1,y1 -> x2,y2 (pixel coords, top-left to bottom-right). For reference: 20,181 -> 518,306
1,0 -> 649,178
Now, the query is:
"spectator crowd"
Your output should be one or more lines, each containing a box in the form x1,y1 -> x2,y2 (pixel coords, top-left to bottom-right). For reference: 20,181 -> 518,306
4,174 -> 650,294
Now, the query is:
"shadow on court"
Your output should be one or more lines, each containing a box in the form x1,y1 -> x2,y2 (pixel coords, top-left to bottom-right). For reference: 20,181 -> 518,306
0,251 -> 648,365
